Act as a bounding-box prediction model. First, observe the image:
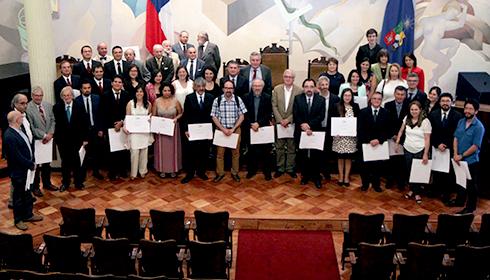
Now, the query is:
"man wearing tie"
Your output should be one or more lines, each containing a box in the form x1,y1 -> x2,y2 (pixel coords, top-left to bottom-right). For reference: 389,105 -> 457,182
293,79 -> 326,188
4,111 -> 42,230
73,45 -> 102,80
172,30 -> 194,60
94,42 -> 113,65
179,47 -> 205,80
146,44 -> 174,83
240,52 -> 273,94
54,60 -> 81,104
90,65 -> 111,96
197,31 -> 221,72
53,87 -> 89,191
406,73 -> 427,104
359,92 -> 389,192
219,61 -> 249,97
104,46 -> 130,80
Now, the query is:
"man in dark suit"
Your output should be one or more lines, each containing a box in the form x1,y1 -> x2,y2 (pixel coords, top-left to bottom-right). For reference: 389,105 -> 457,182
145,44 -> 174,83
181,77 -> 214,184
293,79 -> 326,188
197,31 -> 221,72
219,61 -> 249,97
406,73 -> 427,104
243,79 -> 273,180
355,28 -> 382,68
90,65 -> 112,96
101,75 -> 131,180
75,80 -> 104,180
240,52 -> 273,94
384,86 -> 409,189
54,60 -> 81,104
179,47 -> 205,80
73,45 -> 102,80
53,86 -> 89,191
172,30 -> 195,60
429,92 -> 463,204
104,46 -> 130,80
4,111 -> 42,230
359,92 -> 389,192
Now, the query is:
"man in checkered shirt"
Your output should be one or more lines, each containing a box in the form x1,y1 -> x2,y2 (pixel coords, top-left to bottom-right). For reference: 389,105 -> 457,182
211,80 -> 247,182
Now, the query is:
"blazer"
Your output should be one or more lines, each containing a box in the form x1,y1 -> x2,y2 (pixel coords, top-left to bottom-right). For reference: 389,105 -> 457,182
355,43 -> 382,67
172,42 -> 195,60
75,94 -> 103,132
243,92 -> 272,128
53,101 -> 89,147
198,42 -> 221,72
219,75 -> 249,97
54,75 -> 81,104
145,56 -> 174,83
90,78 -> 112,96
72,59 -> 102,80
240,65 -> 273,94
129,59 -> 151,82
101,90 -> 131,130
26,101 -> 56,140
429,108 -> 463,150
370,63 -> 391,84
104,59 -> 130,80
385,100 -> 409,137
358,106 -> 389,145
3,127 -> 35,179
406,89 -> 427,105
180,58 -> 205,80
182,92 -> 215,131
293,93 -> 326,142
271,84 -> 302,123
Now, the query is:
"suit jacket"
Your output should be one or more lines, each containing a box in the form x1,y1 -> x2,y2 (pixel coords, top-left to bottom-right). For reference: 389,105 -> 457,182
53,101 -> 89,147
240,65 -> 273,94
271,84 -> 302,123
54,75 -> 81,104
145,56 -> 174,83
101,90 -> 131,130
129,59 -> 151,82
180,58 -> 205,80
104,59 -> 130,80
3,127 -> 35,179
75,94 -> 103,132
371,63 -> 391,84
172,42 -> 195,60
243,92 -> 272,128
182,92 -> 214,131
385,100 -> 409,137
26,101 -> 56,140
322,93 -> 341,136
90,78 -> 112,96
358,106 -> 389,145
293,93 -> 326,142
72,59 -> 102,80
406,89 -> 427,105
355,43 -> 382,67
198,42 -> 221,72
429,108 -> 463,150
219,75 -> 249,97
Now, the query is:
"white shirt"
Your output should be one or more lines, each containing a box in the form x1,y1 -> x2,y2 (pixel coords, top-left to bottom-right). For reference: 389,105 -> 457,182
377,79 -> 408,106
371,106 -> 381,116
63,75 -> 72,84
321,93 -> 330,127
112,89 -> 121,100
113,59 -> 123,75
186,59 -> 196,77
83,95 -> 94,126
441,109 -> 450,121
283,85 -> 292,112
248,66 -> 263,88
13,127 -> 32,156
83,60 -> 92,69
14,109 -> 33,143
403,117 -> 432,154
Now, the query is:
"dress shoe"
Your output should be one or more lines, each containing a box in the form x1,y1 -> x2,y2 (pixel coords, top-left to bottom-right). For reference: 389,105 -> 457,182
314,180 -> 322,189
25,215 -> 43,222
360,185 -> 369,191
274,171 -> 283,178
59,185 -> 68,192
93,172 -> 104,180
197,173 -> 209,180
181,175 -> 193,184
287,172 -> 298,178
300,178 -> 308,185
213,175 -> 225,183
373,186 -> 383,193
264,173 -> 272,181
456,208 -> 473,215
44,184 -> 59,191
7,202 -> 13,209
75,183 -> 85,190
15,221 -> 28,231
246,172 -> 256,179
231,174 -> 241,182
32,189 -> 44,197
343,182 -> 351,187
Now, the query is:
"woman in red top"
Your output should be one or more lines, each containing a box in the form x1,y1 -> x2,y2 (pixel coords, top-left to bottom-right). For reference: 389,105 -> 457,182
401,53 -> 425,92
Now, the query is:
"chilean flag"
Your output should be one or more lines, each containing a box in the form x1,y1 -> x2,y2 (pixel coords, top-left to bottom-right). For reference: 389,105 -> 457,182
146,0 -> 171,53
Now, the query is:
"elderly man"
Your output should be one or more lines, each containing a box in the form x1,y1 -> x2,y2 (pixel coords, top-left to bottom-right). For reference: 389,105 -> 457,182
54,60 -> 81,104
124,48 -> 151,82
172,30 -> 194,60
197,31 -> 221,72
73,45 -> 102,80
219,60 -> 248,97
240,51 -> 272,94
104,46 -> 130,80
26,87 -> 58,196
180,47 -> 205,80
94,42 -> 113,65
162,40 -> 180,73
146,44 -> 174,83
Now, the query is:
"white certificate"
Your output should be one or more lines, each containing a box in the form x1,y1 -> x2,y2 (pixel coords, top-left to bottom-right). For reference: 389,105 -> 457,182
362,142 -> 390,162
125,115 -> 150,133
79,146 -> 86,167
431,147 -> 450,173
213,130 -> 239,149
331,117 -> 357,136
34,139 -> 53,164
409,159 -> 432,184
299,131 -> 325,150
26,169 -> 35,191
250,126 -> 275,144
108,128 -> 128,152
188,123 -> 213,141
388,139 -> 404,156
150,116 -> 175,136
354,96 -> 368,109
276,124 -> 295,139
451,160 -> 472,189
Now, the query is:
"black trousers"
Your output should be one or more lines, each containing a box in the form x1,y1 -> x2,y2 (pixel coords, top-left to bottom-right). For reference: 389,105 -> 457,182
299,149 -> 321,181
108,150 -> 129,178
247,143 -> 273,175
458,162 -> 480,211
59,143 -> 84,186
432,166 -> 456,201
361,160 -> 383,188
33,162 -> 52,190
12,176 -> 34,224
185,139 -> 210,176
386,155 -> 406,187
85,128 -> 104,175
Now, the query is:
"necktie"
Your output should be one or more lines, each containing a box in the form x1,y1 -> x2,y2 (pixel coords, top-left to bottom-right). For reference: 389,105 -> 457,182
307,97 -> 312,113
20,123 -> 27,135
87,62 -> 91,73
66,105 -> 71,122
189,60 -> 194,80
408,93 -> 413,101
374,109 -> 378,122
157,58 -> 161,69
183,44 -> 186,52
199,96 -> 204,110
66,77 -> 71,86
86,97 -> 93,126
253,68 -> 257,80
115,92 -> 120,104
442,112 -> 448,127
396,104 -> 401,118
232,77 -> 236,86
99,81 -> 103,93
39,105 -> 46,124
100,56 -> 106,61
117,62 -> 122,75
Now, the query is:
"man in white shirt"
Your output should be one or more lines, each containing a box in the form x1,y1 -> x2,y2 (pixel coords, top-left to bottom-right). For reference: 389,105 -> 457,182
54,60 -> 81,104
104,46 -> 130,80
197,31 -> 221,72
94,42 -> 113,65
172,30 -> 194,60
179,47 -> 205,80
73,45 -> 102,80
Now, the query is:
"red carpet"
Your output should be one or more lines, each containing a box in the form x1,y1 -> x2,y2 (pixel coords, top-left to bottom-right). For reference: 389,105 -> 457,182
235,230 -> 340,280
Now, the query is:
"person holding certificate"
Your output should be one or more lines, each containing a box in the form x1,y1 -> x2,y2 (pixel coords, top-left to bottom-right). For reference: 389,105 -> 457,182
331,88 -> 360,186
152,83 -> 183,178
123,86 -> 152,180
396,101 -> 432,204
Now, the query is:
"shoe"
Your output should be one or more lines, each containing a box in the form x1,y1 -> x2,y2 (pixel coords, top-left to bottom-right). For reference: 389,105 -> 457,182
274,171 -> 283,178
287,172 -> 298,178
404,192 -> 414,200
15,221 -> 28,231
181,175 -> 193,184
7,203 -> 13,209
93,172 -> 104,180
213,175 -> 225,183
264,174 -> 272,181
300,178 -> 308,185
75,183 -> 85,190
415,195 -> 422,204
385,181 -> 393,189
456,208 -> 473,215
314,180 -> 322,189
231,174 -> 240,182
25,215 -> 43,222
159,173 -> 166,178
170,172 -> 177,178
129,176 -> 136,181
373,186 -> 382,193
59,185 -> 68,192
108,174 -> 118,181
246,172 -> 256,179
344,181 -> 350,187
360,185 -> 369,191
120,172 -> 128,179
197,173 -> 209,180
32,189 -> 44,197
44,184 -> 59,191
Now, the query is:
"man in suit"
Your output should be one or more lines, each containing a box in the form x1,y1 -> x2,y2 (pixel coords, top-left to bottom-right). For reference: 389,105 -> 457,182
124,48 -> 151,82
429,93 -> 463,205
179,47 -> 205,80
172,30 -> 194,60
145,44 -> 174,83
359,92 -> 389,192
102,75 -> 131,180
75,80 -> 104,180
384,86 -> 409,189
406,73 -> 427,104
293,79 -> 326,188
219,61 -> 249,97
90,65 -> 112,96
4,111 -> 42,230
181,77 -> 214,184
240,52 -> 273,94
54,60 -> 81,104
94,42 -> 113,65
197,31 -> 221,72
104,46 -> 130,80
244,79 -> 273,180
163,40 -> 180,74
73,45 -> 102,80
355,28 -> 382,68
272,69 -> 302,178
317,76 -> 340,180
53,86 -> 89,191
26,87 -> 58,196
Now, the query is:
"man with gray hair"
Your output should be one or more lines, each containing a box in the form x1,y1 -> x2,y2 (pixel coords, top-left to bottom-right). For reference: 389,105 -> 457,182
197,31 -> 221,72
172,30 -> 194,60
162,39 -> 180,74
406,72 -> 427,104
240,51 -> 272,94
124,48 -> 151,82
146,44 -> 174,83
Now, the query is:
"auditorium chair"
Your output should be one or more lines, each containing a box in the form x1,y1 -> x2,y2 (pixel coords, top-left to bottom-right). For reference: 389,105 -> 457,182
429,213 -> 474,249
187,240 -> 230,280
138,239 -> 184,279
104,208 -> 147,244
307,56 -> 328,80
473,213 -> 490,246
450,245 -> 490,280
0,270 -> 125,279
91,237 -> 136,276
0,232 -> 43,271
193,210 -> 234,248
342,213 -> 385,269
127,275 -> 169,280
43,234 -> 89,274
397,242 -> 447,280
59,206 -> 104,243
350,242 -> 396,280
148,209 -> 189,246
222,58 -> 249,77
385,214 -> 429,250
260,43 -> 289,87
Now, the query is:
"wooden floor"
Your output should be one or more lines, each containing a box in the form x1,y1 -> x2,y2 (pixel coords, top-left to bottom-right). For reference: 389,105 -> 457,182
0,170 -> 488,279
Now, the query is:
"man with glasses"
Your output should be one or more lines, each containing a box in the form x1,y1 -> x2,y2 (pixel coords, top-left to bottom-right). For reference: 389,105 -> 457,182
406,73 -> 427,104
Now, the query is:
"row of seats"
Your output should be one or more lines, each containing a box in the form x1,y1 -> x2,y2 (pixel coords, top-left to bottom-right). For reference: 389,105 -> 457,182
0,270 -> 168,279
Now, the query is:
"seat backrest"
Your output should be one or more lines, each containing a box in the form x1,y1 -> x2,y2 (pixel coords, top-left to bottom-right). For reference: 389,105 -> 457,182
405,242 -> 446,279
105,208 -> 142,244
60,207 -> 97,243
222,58 -> 249,77
392,214 -> 429,249
479,213 -> 490,246
307,57 -> 328,80
194,210 -> 229,244
260,43 -> 289,88
139,239 -> 180,278
355,243 -> 395,280
149,210 -> 186,244
0,231 -> 39,271
92,237 -> 133,276
43,234 -> 85,273
453,245 -> 490,280
128,274 -> 169,280
348,213 -> 385,247
436,213 -> 474,247
188,240 -> 227,279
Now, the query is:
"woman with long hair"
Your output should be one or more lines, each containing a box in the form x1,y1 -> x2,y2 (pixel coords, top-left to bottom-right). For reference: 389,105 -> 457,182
425,86 -> 441,115
124,64 -> 146,100
203,66 -> 223,98
145,70 -> 163,104
358,57 -> 377,97
401,53 -> 425,92
376,63 -> 408,105
172,65 -> 194,107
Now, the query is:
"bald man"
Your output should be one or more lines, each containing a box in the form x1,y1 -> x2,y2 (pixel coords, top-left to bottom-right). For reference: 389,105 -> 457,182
145,44 -> 174,83
94,42 -> 113,65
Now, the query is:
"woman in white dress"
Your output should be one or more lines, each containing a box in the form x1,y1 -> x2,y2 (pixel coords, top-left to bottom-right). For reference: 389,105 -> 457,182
376,63 -> 408,105
172,66 -> 193,107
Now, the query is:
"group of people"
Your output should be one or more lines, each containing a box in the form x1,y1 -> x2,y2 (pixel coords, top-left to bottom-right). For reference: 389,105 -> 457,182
3,29 -> 484,230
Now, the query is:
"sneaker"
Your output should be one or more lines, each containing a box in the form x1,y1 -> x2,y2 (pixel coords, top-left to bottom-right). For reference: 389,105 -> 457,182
15,221 -> 28,231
